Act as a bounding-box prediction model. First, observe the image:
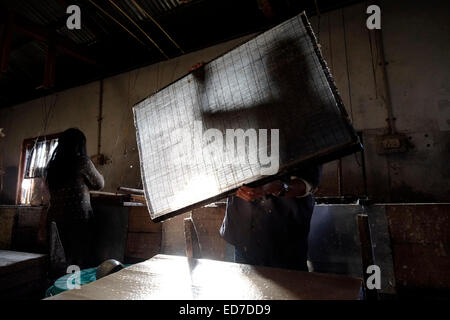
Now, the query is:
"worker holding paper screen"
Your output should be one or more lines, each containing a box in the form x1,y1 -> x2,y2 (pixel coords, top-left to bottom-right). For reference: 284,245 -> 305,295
220,165 -> 321,271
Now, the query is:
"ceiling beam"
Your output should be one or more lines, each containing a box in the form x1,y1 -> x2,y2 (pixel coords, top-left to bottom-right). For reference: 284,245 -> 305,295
129,0 -> 184,54
85,0 -> 148,49
13,14 -> 96,65
0,6 -> 97,66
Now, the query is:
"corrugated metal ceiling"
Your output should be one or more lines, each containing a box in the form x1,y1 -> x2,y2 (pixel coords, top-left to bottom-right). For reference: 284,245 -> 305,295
0,0 -> 363,108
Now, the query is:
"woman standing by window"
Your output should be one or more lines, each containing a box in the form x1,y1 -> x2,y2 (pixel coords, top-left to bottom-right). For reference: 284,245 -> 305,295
45,128 -> 104,274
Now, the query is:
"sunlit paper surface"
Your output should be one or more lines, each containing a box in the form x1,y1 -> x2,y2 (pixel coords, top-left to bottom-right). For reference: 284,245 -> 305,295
133,13 -> 360,221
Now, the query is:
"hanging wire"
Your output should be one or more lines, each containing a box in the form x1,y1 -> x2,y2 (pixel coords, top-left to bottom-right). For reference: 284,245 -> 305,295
108,0 -> 169,59
102,63 -> 142,188
341,8 -> 354,123
314,0 -> 321,44
327,13 -> 334,71
170,57 -> 180,84
129,0 -> 184,54
86,0 -> 147,48
365,0 -> 378,99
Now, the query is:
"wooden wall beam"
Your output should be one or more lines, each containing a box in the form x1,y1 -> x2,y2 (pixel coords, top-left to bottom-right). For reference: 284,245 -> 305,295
12,13 -> 96,65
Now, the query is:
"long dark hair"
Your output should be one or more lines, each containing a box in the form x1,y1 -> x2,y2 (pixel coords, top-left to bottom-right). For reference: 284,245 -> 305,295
46,128 -> 87,188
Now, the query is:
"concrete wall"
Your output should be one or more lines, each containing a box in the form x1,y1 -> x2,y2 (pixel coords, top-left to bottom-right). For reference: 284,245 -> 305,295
308,0 -> 450,202
1,0 -> 449,203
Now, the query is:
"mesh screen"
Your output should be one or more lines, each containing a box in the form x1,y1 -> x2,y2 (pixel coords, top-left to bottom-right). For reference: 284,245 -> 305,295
134,13 -> 360,221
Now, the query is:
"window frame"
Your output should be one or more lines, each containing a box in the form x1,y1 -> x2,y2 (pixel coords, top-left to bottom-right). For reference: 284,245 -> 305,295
16,132 -> 61,205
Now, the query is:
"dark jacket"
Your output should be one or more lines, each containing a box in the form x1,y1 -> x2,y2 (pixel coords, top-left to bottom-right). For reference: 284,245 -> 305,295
46,155 -> 104,269
47,155 -> 104,223
220,165 -> 322,271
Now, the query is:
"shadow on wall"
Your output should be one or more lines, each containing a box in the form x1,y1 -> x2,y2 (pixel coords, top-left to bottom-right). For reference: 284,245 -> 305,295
196,38 -> 346,166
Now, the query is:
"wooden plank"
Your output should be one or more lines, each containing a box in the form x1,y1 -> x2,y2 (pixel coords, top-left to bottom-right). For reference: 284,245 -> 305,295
90,191 -> 131,205
0,251 -> 47,278
117,187 -> 144,195
11,206 -> 46,252
183,217 -> 201,259
47,254 -> 362,300
160,212 -> 191,256
0,250 -> 48,299
191,204 -> 229,261
15,206 -> 43,228
0,250 -> 46,269
357,214 -> 378,300
90,191 -> 127,197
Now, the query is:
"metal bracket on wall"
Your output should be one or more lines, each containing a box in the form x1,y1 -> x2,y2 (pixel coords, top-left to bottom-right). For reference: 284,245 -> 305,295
375,133 -> 410,155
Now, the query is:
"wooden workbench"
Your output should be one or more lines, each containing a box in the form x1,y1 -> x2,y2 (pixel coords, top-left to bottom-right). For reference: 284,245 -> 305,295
46,254 -> 362,300
0,250 -> 48,299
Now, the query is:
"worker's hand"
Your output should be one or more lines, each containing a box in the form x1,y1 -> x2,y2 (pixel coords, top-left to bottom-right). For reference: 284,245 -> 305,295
236,181 -> 283,201
284,178 -> 307,198
189,62 -> 205,72
236,179 -> 309,201
260,180 -> 284,196
236,185 -> 265,201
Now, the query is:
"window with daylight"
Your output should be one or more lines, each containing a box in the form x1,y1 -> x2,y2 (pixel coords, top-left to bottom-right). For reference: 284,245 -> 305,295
17,134 -> 59,205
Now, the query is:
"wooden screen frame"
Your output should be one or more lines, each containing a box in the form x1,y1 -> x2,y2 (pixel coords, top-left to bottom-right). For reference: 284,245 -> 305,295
134,12 -> 363,222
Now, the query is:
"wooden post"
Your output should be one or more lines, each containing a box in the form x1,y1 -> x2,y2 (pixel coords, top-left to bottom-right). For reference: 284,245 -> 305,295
357,213 -> 379,300
184,217 -> 201,259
